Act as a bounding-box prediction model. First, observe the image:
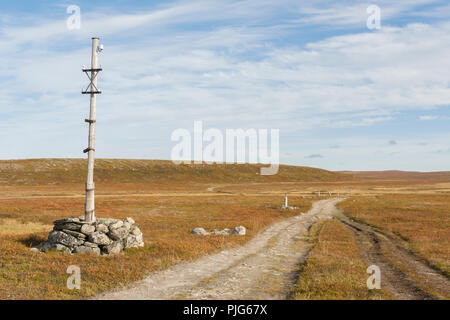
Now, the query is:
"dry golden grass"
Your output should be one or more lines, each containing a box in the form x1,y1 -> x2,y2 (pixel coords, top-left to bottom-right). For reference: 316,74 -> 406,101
0,219 -> 52,236
293,219 -> 390,300
0,192 -> 312,299
338,194 -> 450,276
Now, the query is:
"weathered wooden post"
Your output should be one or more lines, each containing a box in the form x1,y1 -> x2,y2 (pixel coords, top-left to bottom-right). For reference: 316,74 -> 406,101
82,37 -> 103,222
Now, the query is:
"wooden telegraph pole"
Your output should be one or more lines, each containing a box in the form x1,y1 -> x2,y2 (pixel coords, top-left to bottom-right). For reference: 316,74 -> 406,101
82,37 -> 103,222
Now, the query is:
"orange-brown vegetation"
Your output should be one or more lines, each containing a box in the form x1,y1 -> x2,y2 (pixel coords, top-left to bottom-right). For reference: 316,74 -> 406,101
0,159 -> 448,299
293,219 -> 390,300
338,194 -> 450,276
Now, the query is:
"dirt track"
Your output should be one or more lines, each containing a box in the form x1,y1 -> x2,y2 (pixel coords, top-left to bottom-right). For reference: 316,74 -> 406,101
337,214 -> 450,300
96,199 -> 340,300
96,199 -> 449,300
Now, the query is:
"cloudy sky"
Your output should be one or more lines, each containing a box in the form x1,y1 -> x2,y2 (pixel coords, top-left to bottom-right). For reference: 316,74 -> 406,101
0,0 -> 449,171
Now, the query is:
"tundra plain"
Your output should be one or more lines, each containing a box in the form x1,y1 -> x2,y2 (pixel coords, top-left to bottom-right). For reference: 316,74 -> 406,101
0,159 -> 448,299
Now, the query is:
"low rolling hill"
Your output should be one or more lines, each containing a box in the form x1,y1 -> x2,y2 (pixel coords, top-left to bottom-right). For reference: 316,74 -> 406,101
0,159 -> 353,186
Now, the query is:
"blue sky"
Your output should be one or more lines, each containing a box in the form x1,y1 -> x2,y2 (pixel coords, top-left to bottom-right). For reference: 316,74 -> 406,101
0,0 -> 449,171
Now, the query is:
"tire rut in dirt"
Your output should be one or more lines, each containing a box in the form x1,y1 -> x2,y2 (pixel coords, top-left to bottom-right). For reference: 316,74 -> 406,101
337,215 -> 447,300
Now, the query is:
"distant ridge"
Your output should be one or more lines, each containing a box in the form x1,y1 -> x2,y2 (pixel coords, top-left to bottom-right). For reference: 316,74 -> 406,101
0,159 -> 353,186
341,170 -> 450,180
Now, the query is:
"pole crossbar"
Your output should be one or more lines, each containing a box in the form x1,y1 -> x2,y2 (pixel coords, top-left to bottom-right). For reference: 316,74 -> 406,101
82,68 -> 103,72
82,67 -> 102,95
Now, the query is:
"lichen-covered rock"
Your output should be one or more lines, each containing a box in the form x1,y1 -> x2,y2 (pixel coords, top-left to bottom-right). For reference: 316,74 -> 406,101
191,227 -> 208,235
96,223 -> 109,233
124,234 -> 144,248
80,224 -> 96,235
83,241 -> 99,248
109,220 -> 124,230
232,226 -> 246,235
103,241 -> 123,255
108,227 -> 128,241
125,217 -> 135,225
48,230 -> 83,247
130,226 -> 142,236
123,221 -> 132,231
88,232 -> 112,246
54,222 -> 82,232
63,229 -> 87,240
210,229 -> 232,235
73,245 -> 101,255
54,217 -> 80,224
97,218 -> 119,226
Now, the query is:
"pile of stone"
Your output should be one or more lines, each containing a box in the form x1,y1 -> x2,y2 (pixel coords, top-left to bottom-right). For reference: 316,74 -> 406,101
33,217 -> 144,255
279,205 -> 299,210
191,226 -> 246,236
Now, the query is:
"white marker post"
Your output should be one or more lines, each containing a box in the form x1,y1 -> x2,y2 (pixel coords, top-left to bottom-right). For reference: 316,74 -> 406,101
82,37 -> 103,223
284,193 -> 288,207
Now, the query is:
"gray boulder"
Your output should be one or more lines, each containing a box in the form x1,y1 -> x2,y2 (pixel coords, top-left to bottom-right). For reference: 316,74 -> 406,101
63,229 -> 87,240
191,227 -> 208,235
210,229 -> 232,236
109,220 -> 124,230
73,245 -> 101,255
96,223 -> 109,233
124,234 -> 144,248
103,241 -> 123,255
232,226 -> 246,235
130,226 -> 142,236
97,218 -> 119,226
88,232 -> 112,246
54,222 -> 82,232
80,224 -> 96,235
53,217 -> 80,224
83,241 -> 99,248
123,221 -> 132,231
109,227 -> 128,241
125,217 -> 135,225
48,230 -> 83,247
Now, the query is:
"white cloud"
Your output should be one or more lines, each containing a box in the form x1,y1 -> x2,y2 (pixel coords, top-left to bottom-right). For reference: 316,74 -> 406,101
0,0 -> 449,170
419,115 -> 438,120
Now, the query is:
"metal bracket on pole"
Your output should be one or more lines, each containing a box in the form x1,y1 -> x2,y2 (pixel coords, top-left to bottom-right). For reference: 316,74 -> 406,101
83,147 -> 95,153
86,182 -> 95,192
85,119 -> 96,124
82,68 -> 103,94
